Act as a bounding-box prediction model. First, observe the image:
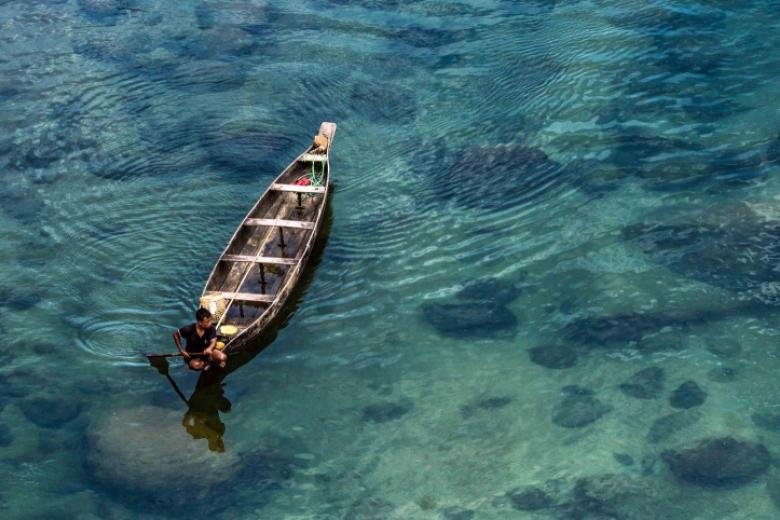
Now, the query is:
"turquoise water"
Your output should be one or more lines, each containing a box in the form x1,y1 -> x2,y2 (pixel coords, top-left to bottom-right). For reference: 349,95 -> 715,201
3,0 -> 780,517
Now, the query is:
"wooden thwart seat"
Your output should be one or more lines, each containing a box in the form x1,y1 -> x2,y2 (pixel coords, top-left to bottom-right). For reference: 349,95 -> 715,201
299,153 -> 327,163
221,254 -> 297,265
244,218 -> 314,229
271,183 -> 325,193
212,292 -> 276,303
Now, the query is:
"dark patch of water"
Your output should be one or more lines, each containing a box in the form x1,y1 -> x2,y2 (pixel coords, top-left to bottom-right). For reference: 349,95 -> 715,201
194,0 -> 269,30
424,143 -> 566,211
348,81 -> 417,124
751,411 -> 780,432
422,301 -> 518,338
613,453 -> 634,466
460,395 -> 513,418
562,312 -> 679,347
0,423 -> 13,447
618,367 -> 665,399
528,343 -> 578,369
200,119 -> 298,181
552,385 -> 611,429
707,365 -> 738,383
77,0 -> 138,25
508,485 -> 556,511
662,437 -> 770,488
457,276 -> 524,305
177,27 -> 258,59
0,287 -> 43,311
669,380 -> 707,409
647,410 -> 701,444
623,203 -> 780,295
166,59 -> 248,94
441,505 -> 475,520
19,397 -> 83,429
362,399 -> 412,423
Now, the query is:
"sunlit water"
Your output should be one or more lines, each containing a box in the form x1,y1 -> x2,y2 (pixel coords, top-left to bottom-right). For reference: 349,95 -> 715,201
3,0 -> 780,518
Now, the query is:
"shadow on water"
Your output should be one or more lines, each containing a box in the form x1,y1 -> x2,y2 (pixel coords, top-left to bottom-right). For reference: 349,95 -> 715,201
153,202 -> 334,452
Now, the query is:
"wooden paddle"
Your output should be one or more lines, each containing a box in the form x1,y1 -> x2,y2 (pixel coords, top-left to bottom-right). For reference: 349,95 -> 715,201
143,352 -> 186,359
145,353 -> 190,405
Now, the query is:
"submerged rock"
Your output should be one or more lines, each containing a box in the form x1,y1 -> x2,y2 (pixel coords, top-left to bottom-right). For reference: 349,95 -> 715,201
613,453 -> 634,466
460,396 -> 512,418
77,0 -> 136,24
563,312 -> 679,346
669,380 -> 706,409
422,302 -> 518,338
751,411 -> 780,432
477,396 -> 512,410
552,386 -> 612,429
200,119 -> 297,179
529,344 -> 578,369
706,339 -> 742,359
647,410 -> 701,444
507,485 -> 556,511
619,367 -> 664,399
623,204 -> 780,294
767,475 -> 780,511
167,60 -> 247,94
19,398 -> 82,429
88,406 -> 239,494
457,277 -> 523,305
0,423 -> 13,447
362,400 -> 412,423
431,144 -> 564,211
0,289 -> 42,311
565,473 -> 656,519
662,437 -> 770,487
441,505 -> 474,520
349,81 -> 417,123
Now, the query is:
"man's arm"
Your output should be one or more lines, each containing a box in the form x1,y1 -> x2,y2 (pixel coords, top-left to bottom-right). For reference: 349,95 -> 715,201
172,330 -> 190,359
204,337 -> 217,354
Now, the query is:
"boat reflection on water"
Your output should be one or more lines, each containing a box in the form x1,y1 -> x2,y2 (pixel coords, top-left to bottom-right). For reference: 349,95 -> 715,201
157,204 -> 332,452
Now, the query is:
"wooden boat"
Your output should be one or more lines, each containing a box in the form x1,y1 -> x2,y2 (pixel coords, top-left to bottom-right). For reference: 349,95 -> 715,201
199,122 -> 336,354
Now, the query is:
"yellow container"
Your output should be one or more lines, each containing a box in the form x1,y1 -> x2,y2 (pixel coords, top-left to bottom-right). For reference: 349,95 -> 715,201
220,325 -> 238,336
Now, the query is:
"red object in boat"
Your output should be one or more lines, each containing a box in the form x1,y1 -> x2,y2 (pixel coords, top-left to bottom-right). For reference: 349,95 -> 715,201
293,177 -> 310,186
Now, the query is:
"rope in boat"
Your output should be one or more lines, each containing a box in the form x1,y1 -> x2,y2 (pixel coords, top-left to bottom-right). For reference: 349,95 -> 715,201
309,160 -> 324,186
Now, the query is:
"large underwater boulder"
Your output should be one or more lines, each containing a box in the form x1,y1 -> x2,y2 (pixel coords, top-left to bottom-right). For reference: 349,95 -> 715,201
19,397 -> 82,429
431,144 -> 564,211
88,406 -> 239,493
662,437 -> 770,488
623,203 -> 780,297
422,301 -> 518,338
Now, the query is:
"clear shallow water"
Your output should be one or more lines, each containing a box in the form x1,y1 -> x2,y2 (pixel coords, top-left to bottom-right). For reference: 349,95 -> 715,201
3,0 -> 780,517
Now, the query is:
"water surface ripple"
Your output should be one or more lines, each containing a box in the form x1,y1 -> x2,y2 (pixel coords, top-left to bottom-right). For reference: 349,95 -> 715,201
2,0 -> 780,517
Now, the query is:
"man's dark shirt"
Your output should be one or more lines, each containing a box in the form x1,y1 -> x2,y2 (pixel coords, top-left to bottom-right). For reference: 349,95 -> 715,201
178,323 -> 217,354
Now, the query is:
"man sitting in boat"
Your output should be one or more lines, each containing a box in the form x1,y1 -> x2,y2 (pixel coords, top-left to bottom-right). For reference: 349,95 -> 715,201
172,308 -> 227,370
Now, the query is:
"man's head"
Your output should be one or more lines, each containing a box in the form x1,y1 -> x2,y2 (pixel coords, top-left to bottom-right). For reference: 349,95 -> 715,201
195,307 -> 212,328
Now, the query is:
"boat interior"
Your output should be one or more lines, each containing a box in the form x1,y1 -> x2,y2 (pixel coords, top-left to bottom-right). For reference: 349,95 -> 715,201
202,151 -> 329,338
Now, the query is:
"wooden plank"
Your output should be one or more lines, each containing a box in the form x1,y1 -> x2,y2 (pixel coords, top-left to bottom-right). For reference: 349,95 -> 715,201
319,122 -> 337,141
299,153 -> 327,163
271,183 -> 325,193
221,254 -> 297,265
244,218 -> 314,229
218,292 -> 276,303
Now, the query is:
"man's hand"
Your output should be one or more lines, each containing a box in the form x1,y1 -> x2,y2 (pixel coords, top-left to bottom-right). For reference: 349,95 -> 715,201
183,352 -> 191,360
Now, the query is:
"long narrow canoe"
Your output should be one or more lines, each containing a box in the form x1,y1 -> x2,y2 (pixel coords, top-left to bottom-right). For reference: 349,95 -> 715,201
199,122 -> 336,354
